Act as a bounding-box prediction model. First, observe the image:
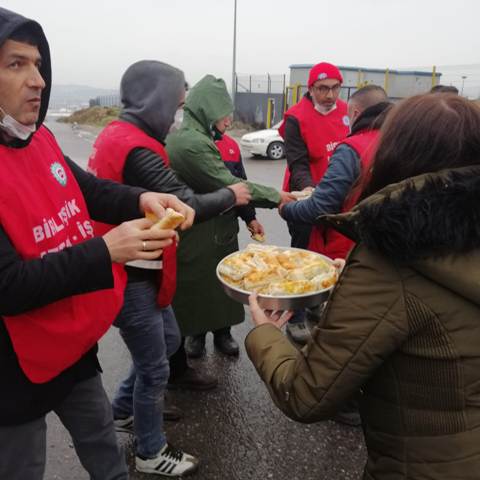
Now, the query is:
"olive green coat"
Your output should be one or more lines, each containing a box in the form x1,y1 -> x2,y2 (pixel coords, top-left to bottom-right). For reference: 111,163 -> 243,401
167,75 -> 280,336
246,167 -> 480,479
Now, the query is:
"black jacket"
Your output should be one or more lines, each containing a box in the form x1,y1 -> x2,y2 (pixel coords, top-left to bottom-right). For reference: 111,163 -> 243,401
283,94 -> 314,191
123,145 -> 235,223
222,152 -> 256,224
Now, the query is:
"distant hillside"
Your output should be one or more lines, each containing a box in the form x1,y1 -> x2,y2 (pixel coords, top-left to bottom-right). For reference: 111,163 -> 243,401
49,84 -> 118,110
58,106 -> 120,127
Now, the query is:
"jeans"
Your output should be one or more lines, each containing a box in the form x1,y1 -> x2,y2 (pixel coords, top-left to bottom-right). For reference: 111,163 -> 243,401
0,374 -> 128,480
112,281 -> 181,458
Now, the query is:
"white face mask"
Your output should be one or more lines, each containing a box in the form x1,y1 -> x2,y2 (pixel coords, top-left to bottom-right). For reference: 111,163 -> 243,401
168,108 -> 184,133
0,107 -> 36,140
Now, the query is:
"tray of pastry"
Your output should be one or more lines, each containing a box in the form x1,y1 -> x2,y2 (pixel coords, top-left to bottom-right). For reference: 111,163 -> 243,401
216,244 -> 337,310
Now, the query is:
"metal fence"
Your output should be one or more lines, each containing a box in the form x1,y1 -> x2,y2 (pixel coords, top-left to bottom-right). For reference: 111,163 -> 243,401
236,74 -> 286,94
234,74 -> 356,128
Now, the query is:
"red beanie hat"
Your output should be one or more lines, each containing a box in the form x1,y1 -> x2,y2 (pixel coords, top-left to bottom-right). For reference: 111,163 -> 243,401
308,62 -> 343,88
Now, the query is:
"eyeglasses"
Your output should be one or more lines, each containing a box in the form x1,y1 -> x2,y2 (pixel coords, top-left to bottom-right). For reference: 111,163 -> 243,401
312,84 -> 341,95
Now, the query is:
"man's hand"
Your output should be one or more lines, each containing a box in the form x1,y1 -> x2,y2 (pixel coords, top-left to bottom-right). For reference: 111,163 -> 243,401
248,293 -> 293,328
103,218 -> 176,264
228,182 -> 252,206
333,258 -> 346,274
139,192 -> 194,230
278,191 -> 296,212
247,219 -> 264,236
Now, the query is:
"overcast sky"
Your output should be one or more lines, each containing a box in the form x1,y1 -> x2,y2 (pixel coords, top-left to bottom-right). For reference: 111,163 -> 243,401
3,0 -> 480,91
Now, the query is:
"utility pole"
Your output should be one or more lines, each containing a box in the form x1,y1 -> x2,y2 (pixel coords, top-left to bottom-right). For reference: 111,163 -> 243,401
461,75 -> 467,96
232,0 -> 237,110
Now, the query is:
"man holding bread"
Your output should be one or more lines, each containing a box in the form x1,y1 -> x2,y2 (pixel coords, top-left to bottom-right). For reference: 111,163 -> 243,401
88,60 -> 251,476
0,8 -> 194,480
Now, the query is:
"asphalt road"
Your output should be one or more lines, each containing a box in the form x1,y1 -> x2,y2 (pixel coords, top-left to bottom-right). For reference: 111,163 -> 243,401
42,119 -> 366,480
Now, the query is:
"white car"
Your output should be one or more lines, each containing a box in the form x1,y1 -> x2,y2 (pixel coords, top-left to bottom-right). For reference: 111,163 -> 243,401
240,122 -> 285,160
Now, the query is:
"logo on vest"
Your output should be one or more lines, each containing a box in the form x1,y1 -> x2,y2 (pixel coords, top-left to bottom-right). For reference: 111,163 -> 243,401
51,162 -> 67,186
229,148 -> 235,155
342,115 -> 350,126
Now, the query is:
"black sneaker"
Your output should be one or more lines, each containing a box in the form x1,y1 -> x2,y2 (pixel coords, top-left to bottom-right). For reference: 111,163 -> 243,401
185,334 -> 206,358
136,443 -> 199,476
333,410 -> 362,427
168,367 -> 218,391
213,332 -> 239,356
163,403 -> 183,422
114,404 -> 182,431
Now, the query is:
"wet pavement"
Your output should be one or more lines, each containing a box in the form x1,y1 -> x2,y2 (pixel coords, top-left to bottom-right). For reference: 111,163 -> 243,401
43,119 -> 366,479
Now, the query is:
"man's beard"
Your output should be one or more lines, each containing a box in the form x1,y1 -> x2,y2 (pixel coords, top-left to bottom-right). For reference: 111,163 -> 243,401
313,101 -> 337,115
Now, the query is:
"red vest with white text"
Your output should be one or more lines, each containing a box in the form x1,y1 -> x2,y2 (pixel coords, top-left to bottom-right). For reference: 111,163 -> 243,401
88,120 -> 176,307
279,97 -> 349,191
308,129 -> 379,259
0,126 -> 126,383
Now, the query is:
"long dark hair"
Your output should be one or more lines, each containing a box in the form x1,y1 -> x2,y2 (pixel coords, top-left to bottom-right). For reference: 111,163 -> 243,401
360,94 -> 480,199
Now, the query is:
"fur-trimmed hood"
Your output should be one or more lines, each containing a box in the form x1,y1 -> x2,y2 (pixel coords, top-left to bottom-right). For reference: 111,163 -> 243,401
323,166 -> 480,304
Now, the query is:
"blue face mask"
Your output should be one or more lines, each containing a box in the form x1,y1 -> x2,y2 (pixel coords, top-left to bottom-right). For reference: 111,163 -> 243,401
0,107 -> 36,140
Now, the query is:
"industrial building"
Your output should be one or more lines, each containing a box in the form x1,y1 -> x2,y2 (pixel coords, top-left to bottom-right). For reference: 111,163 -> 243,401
289,64 -> 442,100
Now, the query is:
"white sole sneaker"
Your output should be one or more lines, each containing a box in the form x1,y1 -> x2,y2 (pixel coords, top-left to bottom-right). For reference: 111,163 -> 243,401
136,443 -> 199,477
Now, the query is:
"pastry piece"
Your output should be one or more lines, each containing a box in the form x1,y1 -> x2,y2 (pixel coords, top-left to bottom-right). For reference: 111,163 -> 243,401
146,208 -> 185,230
219,257 -> 252,280
244,270 -> 282,291
311,268 -> 338,289
267,280 -> 317,295
287,260 -> 332,281
251,232 -> 265,243
290,190 -> 312,201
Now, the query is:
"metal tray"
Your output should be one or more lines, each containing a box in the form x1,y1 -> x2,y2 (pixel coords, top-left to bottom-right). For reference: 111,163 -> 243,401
216,247 -> 334,310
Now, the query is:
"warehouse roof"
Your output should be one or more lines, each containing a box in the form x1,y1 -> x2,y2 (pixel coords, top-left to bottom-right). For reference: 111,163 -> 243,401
289,64 -> 441,77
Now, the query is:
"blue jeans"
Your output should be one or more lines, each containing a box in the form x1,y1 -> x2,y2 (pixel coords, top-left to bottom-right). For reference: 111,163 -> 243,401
112,281 -> 181,458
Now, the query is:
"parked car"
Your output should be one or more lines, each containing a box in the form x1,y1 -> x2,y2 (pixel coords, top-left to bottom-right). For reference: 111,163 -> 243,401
240,122 -> 285,160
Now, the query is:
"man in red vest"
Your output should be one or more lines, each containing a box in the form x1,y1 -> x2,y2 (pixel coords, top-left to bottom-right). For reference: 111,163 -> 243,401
88,60 -> 252,476
280,62 -> 350,343
281,85 -> 391,259
0,8 -> 194,480
280,85 -> 391,425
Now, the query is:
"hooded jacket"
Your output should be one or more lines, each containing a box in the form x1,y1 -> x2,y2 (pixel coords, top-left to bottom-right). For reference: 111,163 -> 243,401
166,75 -> 280,336
0,8 -> 144,425
0,7 -> 50,146
246,166 -> 480,479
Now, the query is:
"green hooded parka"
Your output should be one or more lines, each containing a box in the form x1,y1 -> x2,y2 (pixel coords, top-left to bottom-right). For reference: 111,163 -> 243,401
167,75 -> 280,336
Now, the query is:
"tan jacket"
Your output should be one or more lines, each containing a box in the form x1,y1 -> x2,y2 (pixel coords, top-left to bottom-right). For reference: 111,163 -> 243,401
246,167 -> 480,479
